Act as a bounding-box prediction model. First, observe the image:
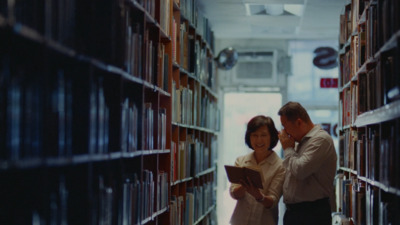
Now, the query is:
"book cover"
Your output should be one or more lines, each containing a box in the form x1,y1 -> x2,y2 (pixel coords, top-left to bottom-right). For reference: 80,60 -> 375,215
163,54 -> 169,91
224,165 -> 264,189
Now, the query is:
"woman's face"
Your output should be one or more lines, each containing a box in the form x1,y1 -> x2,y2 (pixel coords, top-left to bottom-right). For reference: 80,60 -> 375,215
250,125 -> 271,152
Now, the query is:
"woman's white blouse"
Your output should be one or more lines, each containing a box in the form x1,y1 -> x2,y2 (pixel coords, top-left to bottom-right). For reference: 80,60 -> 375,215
229,151 -> 285,225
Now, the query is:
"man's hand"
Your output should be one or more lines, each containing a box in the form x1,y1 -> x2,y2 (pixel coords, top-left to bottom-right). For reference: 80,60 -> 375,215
278,129 -> 295,150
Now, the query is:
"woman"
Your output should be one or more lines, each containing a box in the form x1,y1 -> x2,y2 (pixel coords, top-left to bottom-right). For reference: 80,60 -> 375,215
229,115 -> 285,225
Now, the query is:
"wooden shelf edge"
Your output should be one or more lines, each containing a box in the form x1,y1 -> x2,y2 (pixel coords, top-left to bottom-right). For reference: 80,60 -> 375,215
195,167 -> 216,178
354,100 -> 400,127
193,204 -> 216,225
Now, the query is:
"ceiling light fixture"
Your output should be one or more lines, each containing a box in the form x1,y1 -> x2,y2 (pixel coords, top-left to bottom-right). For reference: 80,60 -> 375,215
265,4 -> 284,16
245,3 -> 304,17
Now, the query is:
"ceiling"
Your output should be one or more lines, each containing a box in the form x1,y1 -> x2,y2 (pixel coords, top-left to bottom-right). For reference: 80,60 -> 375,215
197,0 -> 347,40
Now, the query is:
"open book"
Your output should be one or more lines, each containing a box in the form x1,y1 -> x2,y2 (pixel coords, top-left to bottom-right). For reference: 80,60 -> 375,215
224,165 -> 264,189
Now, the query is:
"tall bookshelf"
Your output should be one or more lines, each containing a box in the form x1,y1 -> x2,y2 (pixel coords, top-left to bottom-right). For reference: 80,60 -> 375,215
169,0 -> 218,225
337,0 -> 400,224
0,0 -> 218,224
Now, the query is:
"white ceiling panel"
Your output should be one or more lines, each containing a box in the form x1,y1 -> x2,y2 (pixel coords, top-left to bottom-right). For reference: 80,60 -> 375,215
197,0 -> 347,40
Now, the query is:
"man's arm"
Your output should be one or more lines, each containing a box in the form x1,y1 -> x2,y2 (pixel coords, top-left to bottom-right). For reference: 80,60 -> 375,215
283,137 -> 333,180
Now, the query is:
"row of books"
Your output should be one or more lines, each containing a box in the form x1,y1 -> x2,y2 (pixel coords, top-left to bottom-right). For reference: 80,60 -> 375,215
0,171 -> 66,224
140,170 -> 156,221
200,95 -> 220,131
124,20 -> 143,78
120,99 -> 139,152
380,40 -> 400,104
143,103 -> 167,150
172,82 -> 194,125
336,175 -> 400,225
179,20 -> 217,91
340,119 -> 400,189
178,0 -> 214,50
143,0 -> 156,19
170,181 -> 215,225
195,9 -> 214,52
96,175 -> 115,225
372,0 -> 400,53
340,0 -> 399,56
339,32 -> 364,87
358,126 -> 380,181
0,44 -> 169,161
159,0 -> 171,36
1,171 -> 127,224
171,136 -> 214,182
124,1 -> 169,90
10,0 -> 126,66
357,64 -> 383,114
377,120 -> 399,188
179,22 -> 215,90
180,21 -> 190,71
1,170 -> 169,225
2,0 -> 171,80
180,0 -> 196,26
339,45 -> 353,87
2,0 -> 173,89
143,30 -> 159,85
37,175 -> 69,225
137,0 -> 173,38
339,0 -> 400,88
340,87 -> 354,127
360,121 -> 400,188
339,3 -> 353,46
123,15 -> 170,91
6,0 -> 171,91
171,5 -> 216,90
116,1 -> 170,89
122,170 -> 169,225
144,103 -> 155,150
157,171 -> 169,212
339,129 -> 357,169
172,81 -> 220,130
122,174 -> 141,225
338,1 -> 400,225
340,39 -> 400,127
2,1 -> 219,225
0,54 -> 116,160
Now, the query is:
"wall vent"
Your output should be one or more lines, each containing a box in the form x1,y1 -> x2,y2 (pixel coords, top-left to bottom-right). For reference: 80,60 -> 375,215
231,50 -> 278,86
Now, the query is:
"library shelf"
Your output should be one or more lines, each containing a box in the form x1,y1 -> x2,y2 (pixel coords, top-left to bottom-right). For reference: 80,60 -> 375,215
337,0 -> 400,224
0,0 -> 219,224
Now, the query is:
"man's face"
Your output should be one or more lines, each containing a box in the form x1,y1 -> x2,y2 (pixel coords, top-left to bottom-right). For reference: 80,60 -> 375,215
280,115 -> 300,142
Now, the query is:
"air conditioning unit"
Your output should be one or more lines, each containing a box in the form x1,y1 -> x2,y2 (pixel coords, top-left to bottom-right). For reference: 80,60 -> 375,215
232,50 -> 278,86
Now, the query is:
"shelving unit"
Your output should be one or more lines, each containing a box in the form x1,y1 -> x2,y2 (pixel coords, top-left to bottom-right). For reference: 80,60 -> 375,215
169,1 -> 218,224
337,0 -> 400,224
0,0 -> 218,224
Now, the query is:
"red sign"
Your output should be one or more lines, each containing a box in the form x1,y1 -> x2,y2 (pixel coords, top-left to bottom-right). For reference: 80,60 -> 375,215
320,78 -> 338,88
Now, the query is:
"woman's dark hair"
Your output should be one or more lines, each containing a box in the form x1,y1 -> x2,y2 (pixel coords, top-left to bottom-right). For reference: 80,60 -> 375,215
245,115 -> 279,150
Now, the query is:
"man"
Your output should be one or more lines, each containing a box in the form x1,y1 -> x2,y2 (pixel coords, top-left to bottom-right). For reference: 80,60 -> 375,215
277,101 -> 337,225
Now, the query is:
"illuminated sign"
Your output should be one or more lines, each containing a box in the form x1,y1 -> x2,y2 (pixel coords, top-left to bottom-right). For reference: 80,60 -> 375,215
313,47 -> 338,69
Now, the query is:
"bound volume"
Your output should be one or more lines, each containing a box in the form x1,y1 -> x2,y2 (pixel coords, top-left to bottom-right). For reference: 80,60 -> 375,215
224,165 -> 264,189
